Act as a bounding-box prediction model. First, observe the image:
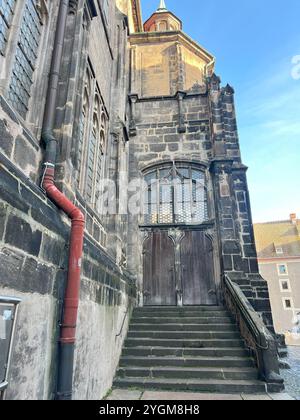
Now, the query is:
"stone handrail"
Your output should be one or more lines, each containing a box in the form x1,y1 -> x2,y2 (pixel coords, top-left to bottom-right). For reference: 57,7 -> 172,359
224,275 -> 284,391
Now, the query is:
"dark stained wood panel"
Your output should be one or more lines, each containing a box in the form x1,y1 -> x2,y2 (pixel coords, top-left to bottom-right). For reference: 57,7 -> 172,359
143,231 -> 176,306
181,231 -> 217,306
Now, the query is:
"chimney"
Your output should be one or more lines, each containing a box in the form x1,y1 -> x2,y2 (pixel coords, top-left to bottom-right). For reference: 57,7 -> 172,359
290,213 -> 297,225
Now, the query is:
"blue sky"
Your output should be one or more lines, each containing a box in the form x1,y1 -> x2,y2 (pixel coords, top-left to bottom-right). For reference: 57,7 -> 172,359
141,0 -> 300,222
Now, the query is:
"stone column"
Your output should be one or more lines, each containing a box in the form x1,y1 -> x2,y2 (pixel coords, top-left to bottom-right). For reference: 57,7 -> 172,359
208,74 -> 226,157
221,84 -> 241,163
211,159 -> 274,331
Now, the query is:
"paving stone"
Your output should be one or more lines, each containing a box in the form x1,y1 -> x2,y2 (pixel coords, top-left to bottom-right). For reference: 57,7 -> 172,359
242,394 -> 271,401
280,347 -> 300,400
141,391 -> 242,400
269,393 -> 295,401
106,389 -> 142,401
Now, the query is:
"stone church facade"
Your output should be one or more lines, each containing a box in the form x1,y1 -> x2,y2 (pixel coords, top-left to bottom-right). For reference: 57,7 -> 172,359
0,0 -> 282,400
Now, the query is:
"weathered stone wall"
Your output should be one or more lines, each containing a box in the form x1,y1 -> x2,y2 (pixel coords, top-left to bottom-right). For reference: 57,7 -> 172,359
0,0 -> 136,400
0,97 -> 43,183
130,33 -> 211,98
127,91 -> 220,297
130,93 -> 211,167
0,154 -> 136,400
126,76 -> 274,328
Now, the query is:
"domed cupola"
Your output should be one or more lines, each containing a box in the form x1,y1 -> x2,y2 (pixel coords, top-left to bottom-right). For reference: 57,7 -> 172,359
144,0 -> 182,33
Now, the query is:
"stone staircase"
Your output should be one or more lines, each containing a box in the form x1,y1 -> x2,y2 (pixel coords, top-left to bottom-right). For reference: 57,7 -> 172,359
113,306 -> 268,394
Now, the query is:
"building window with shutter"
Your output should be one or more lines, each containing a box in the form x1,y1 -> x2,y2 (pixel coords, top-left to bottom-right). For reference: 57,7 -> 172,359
0,0 -> 17,56
280,279 -> 291,293
7,0 -> 43,119
283,298 -> 293,311
278,264 -> 288,276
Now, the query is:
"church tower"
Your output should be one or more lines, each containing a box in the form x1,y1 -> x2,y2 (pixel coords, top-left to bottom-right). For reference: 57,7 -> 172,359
124,0 -> 283,391
143,0 -> 182,32
112,0 -> 285,394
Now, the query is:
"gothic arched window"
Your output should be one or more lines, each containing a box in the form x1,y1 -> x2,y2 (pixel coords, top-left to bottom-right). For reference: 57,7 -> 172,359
0,0 -> 17,55
143,164 -> 209,225
77,86 -> 89,186
7,0 -> 43,118
77,67 -> 107,208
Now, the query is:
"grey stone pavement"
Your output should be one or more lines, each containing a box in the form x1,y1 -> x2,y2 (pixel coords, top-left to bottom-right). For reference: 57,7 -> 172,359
280,346 -> 300,400
107,389 -> 294,401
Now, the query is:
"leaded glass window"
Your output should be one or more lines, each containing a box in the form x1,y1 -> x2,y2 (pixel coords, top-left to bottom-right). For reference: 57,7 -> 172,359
0,0 -> 16,55
77,64 -> 107,208
143,164 -> 209,225
86,122 -> 97,201
8,0 -> 42,118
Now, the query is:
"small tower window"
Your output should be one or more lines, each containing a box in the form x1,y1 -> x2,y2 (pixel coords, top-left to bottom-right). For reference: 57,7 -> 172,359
158,21 -> 167,31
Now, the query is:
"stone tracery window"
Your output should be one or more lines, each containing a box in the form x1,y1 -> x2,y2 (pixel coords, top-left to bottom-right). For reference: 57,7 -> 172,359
7,0 -> 43,118
77,87 -> 89,186
143,164 -> 209,225
77,64 -> 107,208
0,0 -> 17,55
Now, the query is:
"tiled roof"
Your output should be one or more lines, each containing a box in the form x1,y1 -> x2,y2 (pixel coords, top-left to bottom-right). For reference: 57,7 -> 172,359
254,218 -> 300,259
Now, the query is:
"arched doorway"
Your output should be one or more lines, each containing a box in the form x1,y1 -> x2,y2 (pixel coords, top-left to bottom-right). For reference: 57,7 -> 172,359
141,163 -> 217,306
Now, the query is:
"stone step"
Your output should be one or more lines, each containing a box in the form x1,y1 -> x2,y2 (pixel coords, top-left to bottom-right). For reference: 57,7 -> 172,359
133,306 -> 227,311
127,331 -> 241,340
125,338 -> 245,348
129,324 -> 238,332
120,356 -> 255,368
122,347 -> 250,358
113,377 -> 267,394
132,311 -> 230,318
117,366 -> 258,381
131,317 -> 233,324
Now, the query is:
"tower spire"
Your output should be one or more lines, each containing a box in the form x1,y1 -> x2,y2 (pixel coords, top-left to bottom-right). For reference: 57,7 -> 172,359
157,0 -> 167,12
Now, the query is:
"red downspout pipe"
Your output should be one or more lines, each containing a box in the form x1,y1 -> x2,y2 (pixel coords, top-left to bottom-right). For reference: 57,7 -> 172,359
42,167 -> 85,345
41,0 -> 85,400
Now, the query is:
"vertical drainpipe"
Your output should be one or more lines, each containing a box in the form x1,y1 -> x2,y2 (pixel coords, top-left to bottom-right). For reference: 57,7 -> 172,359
41,0 -> 85,400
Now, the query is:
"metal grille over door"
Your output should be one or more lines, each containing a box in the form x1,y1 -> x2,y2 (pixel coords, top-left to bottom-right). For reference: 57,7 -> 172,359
143,164 -> 208,225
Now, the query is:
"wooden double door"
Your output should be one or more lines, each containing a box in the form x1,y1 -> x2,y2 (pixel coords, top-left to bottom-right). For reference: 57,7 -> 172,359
143,229 -> 217,306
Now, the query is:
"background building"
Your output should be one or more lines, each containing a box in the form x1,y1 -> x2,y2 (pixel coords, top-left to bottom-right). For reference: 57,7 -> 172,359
254,214 -> 300,346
